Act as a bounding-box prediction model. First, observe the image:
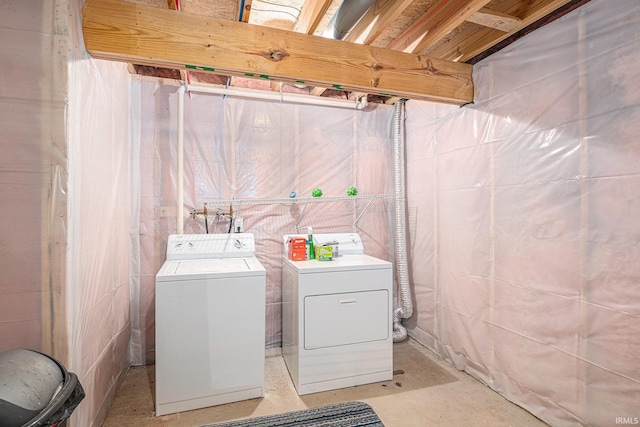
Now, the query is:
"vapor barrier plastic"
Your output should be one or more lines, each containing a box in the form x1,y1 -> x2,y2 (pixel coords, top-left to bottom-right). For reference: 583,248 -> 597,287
129,82 -> 396,364
405,1 -> 640,426
0,0 -> 67,355
66,0 -> 132,425
1,1 -> 132,426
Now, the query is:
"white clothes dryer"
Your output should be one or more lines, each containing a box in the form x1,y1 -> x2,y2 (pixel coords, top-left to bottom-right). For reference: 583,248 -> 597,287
281,233 -> 393,395
155,233 -> 265,416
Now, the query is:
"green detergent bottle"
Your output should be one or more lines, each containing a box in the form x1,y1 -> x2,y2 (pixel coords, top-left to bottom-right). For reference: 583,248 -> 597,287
307,227 -> 315,260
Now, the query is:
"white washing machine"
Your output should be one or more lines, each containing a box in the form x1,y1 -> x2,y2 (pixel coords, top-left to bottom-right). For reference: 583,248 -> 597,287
281,233 -> 393,395
155,233 -> 266,416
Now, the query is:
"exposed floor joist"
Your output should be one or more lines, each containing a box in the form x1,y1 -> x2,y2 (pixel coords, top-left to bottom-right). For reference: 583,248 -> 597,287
343,0 -> 415,45
467,0 -> 591,64
82,0 -> 473,105
388,0 -> 491,54
295,0 -> 333,34
467,8 -> 522,33
427,0 -> 575,62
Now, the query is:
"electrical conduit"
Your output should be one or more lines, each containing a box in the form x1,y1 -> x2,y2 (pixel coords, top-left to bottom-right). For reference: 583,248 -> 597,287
393,99 -> 413,342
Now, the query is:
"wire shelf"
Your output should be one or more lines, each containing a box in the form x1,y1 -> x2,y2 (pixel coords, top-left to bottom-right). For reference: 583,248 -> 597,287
187,195 -> 397,257
200,194 -> 396,207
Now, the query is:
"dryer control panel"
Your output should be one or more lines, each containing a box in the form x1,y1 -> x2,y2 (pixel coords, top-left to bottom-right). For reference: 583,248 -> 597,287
313,233 -> 364,256
166,233 -> 256,260
282,233 -> 365,258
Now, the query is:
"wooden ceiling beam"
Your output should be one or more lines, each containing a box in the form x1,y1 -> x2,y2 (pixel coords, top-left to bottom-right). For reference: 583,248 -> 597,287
295,0 -> 333,34
343,0 -> 414,45
387,0 -> 491,54
428,0 -> 575,62
82,0 -> 473,105
467,7 -> 521,32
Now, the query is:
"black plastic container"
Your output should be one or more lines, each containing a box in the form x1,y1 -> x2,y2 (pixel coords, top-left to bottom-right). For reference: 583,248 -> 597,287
0,349 -> 84,427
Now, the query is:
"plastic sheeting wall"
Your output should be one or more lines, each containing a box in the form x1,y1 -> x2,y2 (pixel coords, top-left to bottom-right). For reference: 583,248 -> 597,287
405,1 -> 640,426
0,1 -> 67,355
67,27 -> 132,427
129,82 -> 396,364
1,1 -> 132,426
67,1 -> 133,426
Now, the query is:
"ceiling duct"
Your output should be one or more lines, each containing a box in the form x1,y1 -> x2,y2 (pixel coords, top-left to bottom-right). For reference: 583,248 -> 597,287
323,0 -> 376,40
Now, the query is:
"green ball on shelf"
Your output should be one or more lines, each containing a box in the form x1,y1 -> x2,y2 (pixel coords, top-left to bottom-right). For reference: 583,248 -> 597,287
311,188 -> 323,197
347,186 -> 358,196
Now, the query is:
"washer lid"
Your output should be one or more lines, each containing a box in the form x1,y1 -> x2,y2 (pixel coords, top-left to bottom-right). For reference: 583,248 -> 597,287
156,256 -> 265,281
282,254 -> 391,273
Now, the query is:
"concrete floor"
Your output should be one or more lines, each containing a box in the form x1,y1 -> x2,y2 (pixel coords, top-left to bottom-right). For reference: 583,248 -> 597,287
102,339 -> 548,427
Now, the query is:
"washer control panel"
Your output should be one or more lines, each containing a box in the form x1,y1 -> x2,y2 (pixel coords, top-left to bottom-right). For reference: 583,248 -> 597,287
166,233 -> 256,260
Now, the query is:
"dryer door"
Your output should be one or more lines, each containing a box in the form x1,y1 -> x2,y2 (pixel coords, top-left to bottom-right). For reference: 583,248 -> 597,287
304,289 -> 389,350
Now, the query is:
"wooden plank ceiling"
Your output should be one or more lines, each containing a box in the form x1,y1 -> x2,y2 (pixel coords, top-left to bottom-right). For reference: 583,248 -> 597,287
83,0 -> 589,106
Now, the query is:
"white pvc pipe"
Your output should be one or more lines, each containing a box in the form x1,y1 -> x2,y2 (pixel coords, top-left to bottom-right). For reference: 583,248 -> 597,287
177,86 -> 185,234
183,84 -> 367,110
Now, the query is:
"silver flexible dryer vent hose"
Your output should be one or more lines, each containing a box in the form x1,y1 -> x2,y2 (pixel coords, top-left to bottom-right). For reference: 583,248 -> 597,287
393,99 -> 413,342
323,0 -> 376,40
